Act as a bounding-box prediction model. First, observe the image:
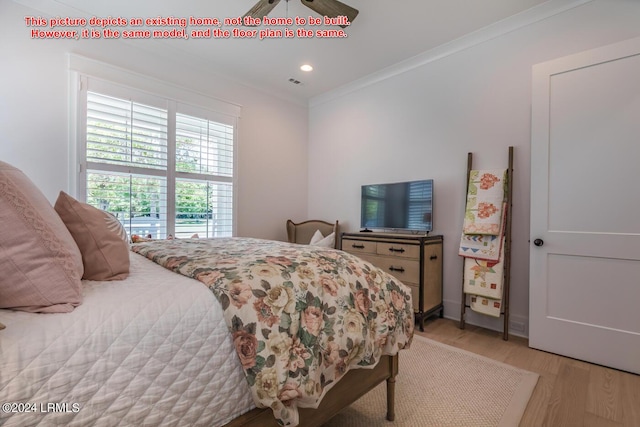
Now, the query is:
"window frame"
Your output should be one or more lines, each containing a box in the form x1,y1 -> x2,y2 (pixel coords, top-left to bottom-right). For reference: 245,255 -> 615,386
72,63 -> 239,238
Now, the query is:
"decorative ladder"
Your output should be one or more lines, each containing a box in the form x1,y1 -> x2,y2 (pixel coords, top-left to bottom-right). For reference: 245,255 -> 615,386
459,146 -> 513,340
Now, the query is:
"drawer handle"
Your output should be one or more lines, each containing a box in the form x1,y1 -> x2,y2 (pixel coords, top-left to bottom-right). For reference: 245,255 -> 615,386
351,244 -> 365,249
430,255 -> 438,260
389,266 -> 405,273
388,247 -> 405,253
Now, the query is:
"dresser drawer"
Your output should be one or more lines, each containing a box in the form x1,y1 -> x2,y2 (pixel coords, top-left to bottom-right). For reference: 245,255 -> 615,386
359,254 -> 420,284
401,281 -> 440,313
342,239 -> 376,255
376,242 -> 420,259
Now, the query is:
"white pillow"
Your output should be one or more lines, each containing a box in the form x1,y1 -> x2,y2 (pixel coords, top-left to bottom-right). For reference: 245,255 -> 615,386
310,229 -> 335,248
309,229 -> 324,244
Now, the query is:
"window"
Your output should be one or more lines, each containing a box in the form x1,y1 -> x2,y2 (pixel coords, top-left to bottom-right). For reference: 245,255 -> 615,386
79,77 -> 236,239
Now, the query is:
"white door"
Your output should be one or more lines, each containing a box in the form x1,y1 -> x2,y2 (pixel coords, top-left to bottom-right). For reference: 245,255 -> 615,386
530,36 -> 640,374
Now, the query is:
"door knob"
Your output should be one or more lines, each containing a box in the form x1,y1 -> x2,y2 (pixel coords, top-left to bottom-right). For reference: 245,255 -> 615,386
533,239 -> 544,247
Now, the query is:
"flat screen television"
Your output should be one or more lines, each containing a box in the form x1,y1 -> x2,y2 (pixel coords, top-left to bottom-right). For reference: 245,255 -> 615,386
361,179 -> 433,232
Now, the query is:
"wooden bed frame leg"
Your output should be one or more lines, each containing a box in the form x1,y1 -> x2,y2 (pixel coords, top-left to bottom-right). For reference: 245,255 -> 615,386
386,376 -> 396,421
386,355 -> 399,421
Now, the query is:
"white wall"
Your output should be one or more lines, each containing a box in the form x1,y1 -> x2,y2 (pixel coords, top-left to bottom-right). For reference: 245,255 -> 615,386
307,0 -> 640,335
0,0 -> 308,241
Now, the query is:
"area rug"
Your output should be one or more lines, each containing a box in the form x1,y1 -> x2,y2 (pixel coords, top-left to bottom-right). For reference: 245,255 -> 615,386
323,335 -> 538,427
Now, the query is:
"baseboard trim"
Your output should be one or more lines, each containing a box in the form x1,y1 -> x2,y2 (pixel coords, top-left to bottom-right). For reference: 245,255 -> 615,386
441,299 -> 529,339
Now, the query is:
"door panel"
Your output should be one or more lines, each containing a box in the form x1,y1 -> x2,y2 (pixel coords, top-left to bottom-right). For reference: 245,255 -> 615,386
548,54 -> 640,235
547,254 -> 640,332
530,36 -> 640,374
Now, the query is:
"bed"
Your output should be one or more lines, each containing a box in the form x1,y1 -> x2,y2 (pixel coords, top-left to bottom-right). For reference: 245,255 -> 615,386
0,160 -> 414,427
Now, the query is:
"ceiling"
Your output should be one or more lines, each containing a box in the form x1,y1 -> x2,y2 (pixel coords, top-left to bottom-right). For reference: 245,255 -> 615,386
17,0 -> 551,103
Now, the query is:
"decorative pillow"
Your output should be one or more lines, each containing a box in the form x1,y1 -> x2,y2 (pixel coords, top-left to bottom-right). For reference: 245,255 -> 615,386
55,191 -> 130,281
309,229 -> 324,244
0,161 -> 84,313
309,229 -> 335,248
131,234 -> 151,243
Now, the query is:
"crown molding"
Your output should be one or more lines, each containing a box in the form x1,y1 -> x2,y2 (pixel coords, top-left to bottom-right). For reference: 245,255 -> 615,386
309,0 -> 595,108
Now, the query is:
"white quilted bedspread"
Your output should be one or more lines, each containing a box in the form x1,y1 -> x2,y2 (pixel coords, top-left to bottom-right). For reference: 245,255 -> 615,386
0,253 -> 255,426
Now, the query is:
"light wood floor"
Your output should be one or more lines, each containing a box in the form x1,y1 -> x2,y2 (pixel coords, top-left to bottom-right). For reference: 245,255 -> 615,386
415,318 -> 640,427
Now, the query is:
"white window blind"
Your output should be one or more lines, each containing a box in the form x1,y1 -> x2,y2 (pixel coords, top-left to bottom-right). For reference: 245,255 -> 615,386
175,179 -> 233,238
176,113 -> 233,176
80,78 -> 236,239
87,92 -> 168,170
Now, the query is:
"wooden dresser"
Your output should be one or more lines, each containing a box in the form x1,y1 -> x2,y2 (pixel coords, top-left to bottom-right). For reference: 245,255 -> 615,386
341,232 -> 443,331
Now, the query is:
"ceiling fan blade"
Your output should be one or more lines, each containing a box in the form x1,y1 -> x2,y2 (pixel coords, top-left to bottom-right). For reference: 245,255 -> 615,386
243,0 -> 281,23
301,0 -> 359,25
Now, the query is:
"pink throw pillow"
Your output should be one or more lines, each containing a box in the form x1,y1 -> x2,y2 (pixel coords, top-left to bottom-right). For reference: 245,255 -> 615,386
55,191 -> 130,281
0,161 -> 84,313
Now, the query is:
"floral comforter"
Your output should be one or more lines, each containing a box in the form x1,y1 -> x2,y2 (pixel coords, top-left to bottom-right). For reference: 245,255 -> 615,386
131,238 -> 414,426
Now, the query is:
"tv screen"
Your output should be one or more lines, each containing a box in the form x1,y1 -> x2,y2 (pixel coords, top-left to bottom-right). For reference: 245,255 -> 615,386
361,179 -> 433,232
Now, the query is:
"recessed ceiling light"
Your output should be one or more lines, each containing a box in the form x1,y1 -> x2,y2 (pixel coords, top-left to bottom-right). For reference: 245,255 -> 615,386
300,64 -> 313,72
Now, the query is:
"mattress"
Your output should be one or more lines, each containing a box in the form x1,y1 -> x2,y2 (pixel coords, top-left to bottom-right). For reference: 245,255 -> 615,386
0,252 -> 255,426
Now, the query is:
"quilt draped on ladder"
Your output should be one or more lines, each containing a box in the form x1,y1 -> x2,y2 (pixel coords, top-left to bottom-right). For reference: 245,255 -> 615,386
459,169 -> 507,317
